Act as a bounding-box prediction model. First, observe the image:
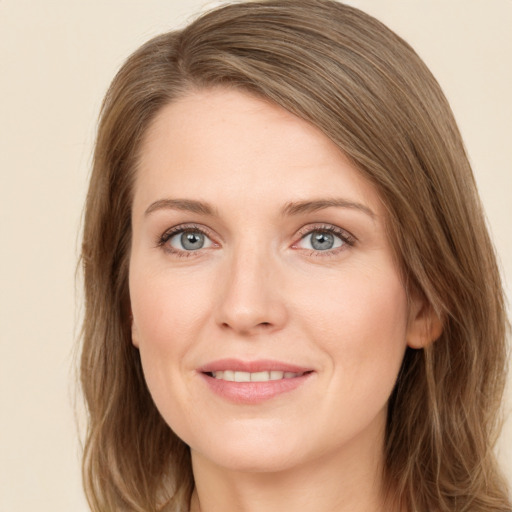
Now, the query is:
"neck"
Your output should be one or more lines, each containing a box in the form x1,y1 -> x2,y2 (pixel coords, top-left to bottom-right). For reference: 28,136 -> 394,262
189,417 -> 397,512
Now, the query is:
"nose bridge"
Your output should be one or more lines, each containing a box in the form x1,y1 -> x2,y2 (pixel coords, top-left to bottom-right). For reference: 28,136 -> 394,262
215,236 -> 286,334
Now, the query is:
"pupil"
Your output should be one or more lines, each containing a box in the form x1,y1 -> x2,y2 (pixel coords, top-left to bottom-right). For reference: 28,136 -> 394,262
181,232 -> 204,250
311,232 -> 334,250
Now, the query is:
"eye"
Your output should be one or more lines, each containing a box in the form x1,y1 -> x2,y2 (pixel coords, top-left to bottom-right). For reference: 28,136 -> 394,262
298,230 -> 344,251
294,226 -> 355,254
160,227 -> 214,253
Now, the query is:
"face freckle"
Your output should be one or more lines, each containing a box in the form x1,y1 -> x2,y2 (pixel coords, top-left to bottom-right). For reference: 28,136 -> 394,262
128,87 -> 419,476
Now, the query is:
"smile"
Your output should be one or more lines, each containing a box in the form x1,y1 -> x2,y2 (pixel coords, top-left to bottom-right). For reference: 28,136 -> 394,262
210,370 -> 305,382
198,360 -> 314,404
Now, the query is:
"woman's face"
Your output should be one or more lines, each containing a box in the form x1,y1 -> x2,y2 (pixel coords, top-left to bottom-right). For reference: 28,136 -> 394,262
129,88 -> 422,473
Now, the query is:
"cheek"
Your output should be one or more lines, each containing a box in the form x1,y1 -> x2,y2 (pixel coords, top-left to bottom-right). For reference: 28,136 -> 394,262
292,267 -> 408,447
299,260 -> 408,340
297,263 -> 408,396
130,265 -> 211,352
128,260 -> 222,419
129,267 -> 208,429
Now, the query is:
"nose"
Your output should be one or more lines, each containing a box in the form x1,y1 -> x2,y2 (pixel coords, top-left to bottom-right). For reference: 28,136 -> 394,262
214,242 -> 288,336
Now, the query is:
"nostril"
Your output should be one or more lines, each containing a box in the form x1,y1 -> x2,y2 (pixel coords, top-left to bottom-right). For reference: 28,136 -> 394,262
220,320 -> 273,333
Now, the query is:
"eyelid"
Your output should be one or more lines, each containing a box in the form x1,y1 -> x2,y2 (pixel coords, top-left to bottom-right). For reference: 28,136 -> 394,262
292,223 -> 357,252
156,222 -> 356,256
157,223 -> 219,254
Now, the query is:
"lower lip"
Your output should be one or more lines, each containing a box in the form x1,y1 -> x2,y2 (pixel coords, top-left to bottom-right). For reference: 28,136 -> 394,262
199,372 -> 313,404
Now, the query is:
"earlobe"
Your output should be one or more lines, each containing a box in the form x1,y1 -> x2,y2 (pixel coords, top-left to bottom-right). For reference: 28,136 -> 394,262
131,313 -> 140,348
406,297 -> 443,349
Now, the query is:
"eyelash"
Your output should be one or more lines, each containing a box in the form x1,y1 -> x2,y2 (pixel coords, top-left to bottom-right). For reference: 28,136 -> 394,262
294,224 -> 356,257
157,223 -> 215,258
156,223 -> 356,258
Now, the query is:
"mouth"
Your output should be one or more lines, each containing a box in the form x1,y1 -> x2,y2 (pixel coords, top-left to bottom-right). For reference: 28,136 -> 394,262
198,359 -> 314,404
206,370 -> 310,382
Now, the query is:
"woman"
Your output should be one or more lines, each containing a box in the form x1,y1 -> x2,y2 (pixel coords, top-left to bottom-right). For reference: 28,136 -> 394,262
80,0 -> 511,510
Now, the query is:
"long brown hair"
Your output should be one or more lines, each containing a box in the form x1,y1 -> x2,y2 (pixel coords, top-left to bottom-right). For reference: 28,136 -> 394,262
80,1 -> 511,510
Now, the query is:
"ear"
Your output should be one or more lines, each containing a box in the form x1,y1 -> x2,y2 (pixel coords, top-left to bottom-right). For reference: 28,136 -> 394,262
406,294 -> 443,349
130,312 -> 140,348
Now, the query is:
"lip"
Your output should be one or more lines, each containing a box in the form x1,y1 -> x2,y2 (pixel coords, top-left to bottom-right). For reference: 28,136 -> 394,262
197,359 -> 314,404
198,358 -> 311,374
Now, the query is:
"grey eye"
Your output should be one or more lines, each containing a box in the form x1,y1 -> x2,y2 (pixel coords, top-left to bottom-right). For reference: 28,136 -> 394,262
170,231 -> 212,251
299,230 -> 344,251
311,232 -> 334,250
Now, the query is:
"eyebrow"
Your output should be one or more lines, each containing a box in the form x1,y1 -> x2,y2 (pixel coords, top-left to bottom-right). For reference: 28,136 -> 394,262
144,197 -> 375,219
145,198 -> 217,217
281,198 -> 375,219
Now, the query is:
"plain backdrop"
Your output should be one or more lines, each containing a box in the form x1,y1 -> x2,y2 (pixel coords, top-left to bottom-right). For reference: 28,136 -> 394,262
0,1 -> 510,510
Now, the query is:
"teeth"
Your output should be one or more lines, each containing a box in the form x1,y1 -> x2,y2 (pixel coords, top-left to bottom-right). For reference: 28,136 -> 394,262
251,371 -> 272,382
235,371 -> 251,382
211,370 -> 303,382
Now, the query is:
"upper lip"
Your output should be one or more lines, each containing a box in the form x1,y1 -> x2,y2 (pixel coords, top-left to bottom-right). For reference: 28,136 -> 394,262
198,358 -> 312,374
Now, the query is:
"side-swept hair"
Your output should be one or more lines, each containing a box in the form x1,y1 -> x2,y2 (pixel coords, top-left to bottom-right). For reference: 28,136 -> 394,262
80,1 -> 510,510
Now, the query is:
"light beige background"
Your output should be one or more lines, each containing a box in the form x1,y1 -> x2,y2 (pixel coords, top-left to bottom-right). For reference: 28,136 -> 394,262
0,1 -> 510,510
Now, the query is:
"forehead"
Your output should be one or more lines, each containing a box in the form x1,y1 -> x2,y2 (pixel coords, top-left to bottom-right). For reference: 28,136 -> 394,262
134,88 -> 383,217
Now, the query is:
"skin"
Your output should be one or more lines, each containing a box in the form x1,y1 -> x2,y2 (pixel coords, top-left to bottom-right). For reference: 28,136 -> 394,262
129,88 -> 435,512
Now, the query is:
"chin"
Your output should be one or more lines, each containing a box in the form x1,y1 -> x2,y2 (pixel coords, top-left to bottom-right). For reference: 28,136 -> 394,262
188,423 -> 311,474
196,448 -> 306,474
